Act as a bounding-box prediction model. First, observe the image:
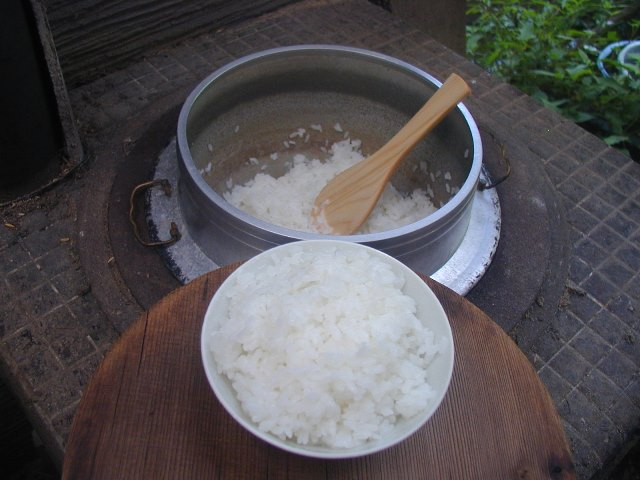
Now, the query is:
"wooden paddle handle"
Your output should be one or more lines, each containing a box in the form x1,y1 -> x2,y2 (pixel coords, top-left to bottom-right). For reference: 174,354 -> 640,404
369,73 -> 471,170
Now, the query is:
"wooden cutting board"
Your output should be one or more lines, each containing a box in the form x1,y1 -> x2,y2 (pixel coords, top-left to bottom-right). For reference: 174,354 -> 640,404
63,265 -> 575,479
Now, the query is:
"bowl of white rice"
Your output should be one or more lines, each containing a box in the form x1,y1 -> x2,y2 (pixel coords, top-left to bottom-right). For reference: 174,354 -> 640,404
200,240 -> 454,458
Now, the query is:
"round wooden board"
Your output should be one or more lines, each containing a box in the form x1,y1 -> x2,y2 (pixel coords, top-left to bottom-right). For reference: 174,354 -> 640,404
63,265 -> 575,479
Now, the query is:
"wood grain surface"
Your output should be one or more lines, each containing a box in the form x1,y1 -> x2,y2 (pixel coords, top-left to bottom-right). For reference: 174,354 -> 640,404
63,265 -> 575,479
43,0 -> 296,86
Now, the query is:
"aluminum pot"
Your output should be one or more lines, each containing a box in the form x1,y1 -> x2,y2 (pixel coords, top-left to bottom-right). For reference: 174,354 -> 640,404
176,45 -> 482,274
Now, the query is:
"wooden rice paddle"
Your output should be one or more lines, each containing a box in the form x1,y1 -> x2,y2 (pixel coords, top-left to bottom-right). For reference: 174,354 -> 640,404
312,73 -> 471,235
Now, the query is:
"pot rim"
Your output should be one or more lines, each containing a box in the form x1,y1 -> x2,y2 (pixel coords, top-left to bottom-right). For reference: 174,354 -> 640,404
177,44 -> 483,241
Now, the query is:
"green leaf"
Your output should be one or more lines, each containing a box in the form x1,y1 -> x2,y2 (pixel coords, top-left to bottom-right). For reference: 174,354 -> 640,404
577,49 -> 591,64
518,22 -> 536,42
604,135 -> 629,146
485,50 -> 502,66
572,111 -> 596,123
532,69 -> 560,78
566,64 -> 591,80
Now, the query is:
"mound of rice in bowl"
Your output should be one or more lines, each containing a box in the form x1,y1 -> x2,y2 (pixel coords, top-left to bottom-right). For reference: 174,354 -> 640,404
206,242 -> 447,449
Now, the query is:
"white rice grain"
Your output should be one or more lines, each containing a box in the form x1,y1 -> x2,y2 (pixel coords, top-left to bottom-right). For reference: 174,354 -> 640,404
223,139 -> 437,234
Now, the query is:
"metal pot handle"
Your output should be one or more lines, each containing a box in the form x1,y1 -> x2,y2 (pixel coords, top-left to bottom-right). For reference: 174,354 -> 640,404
129,179 -> 181,247
478,133 -> 511,191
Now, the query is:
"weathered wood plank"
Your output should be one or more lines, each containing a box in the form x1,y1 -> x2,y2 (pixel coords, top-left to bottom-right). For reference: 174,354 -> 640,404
41,0 -> 297,86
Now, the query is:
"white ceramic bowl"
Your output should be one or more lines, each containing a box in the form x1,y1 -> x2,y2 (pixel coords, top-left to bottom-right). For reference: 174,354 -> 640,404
200,240 -> 454,458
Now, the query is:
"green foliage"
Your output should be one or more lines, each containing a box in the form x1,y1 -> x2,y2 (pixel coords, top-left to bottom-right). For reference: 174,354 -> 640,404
466,0 -> 640,158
